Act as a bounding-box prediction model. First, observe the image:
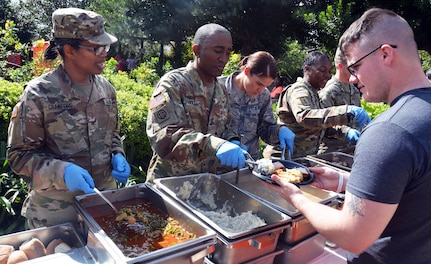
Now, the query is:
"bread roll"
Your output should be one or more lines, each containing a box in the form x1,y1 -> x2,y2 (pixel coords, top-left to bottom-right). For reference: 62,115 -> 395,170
6,250 -> 28,264
0,245 -> 14,264
46,239 -> 63,255
18,238 -> 46,259
54,242 -> 72,253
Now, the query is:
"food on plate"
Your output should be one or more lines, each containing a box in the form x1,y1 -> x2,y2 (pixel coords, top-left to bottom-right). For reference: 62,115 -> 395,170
6,250 -> 27,264
0,245 -> 14,264
273,168 -> 306,183
19,238 -> 46,259
256,159 -> 285,175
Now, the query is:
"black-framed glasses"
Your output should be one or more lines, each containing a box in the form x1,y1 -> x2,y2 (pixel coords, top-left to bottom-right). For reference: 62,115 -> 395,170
347,44 -> 397,76
78,45 -> 110,56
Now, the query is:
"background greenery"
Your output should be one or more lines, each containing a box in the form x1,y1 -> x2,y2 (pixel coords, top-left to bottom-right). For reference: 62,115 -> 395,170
0,0 -> 428,235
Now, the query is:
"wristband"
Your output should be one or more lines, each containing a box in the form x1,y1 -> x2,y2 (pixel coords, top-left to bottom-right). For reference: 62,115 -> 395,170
336,173 -> 344,193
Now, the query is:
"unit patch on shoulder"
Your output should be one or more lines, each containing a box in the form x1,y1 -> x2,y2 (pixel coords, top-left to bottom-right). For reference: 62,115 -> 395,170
149,93 -> 166,110
294,90 -> 309,98
293,90 -> 311,106
10,104 -> 19,120
156,109 -> 167,120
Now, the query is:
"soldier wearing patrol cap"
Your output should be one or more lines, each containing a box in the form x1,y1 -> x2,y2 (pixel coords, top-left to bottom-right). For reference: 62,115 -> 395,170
7,7 -> 130,228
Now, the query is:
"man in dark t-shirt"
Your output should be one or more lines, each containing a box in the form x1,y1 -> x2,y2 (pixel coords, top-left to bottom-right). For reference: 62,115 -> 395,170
265,8 -> 431,264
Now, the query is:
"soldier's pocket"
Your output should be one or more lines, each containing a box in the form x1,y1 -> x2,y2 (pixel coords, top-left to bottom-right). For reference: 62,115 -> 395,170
47,110 -> 89,156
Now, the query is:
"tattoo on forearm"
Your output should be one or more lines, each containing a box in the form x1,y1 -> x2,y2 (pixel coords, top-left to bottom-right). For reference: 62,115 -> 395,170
348,195 -> 365,217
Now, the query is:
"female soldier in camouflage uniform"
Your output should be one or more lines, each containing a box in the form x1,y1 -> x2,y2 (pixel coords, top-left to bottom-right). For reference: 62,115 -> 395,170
7,8 -> 130,228
219,51 -> 295,160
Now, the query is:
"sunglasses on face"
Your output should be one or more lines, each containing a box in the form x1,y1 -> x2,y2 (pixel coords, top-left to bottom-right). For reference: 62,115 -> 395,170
347,44 -> 397,76
78,45 -> 111,56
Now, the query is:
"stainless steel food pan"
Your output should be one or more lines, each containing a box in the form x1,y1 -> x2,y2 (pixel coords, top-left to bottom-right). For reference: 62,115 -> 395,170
220,168 -> 337,218
220,167 -> 339,244
209,225 -> 284,264
154,173 -> 291,240
274,233 -> 327,264
0,222 -> 96,263
74,184 -> 217,264
307,151 -> 354,171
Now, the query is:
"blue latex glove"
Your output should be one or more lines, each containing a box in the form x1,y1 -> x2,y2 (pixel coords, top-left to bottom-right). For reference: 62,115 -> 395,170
278,127 -> 295,156
347,105 -> 371,129
230,140 -> 248,152
111,154 -> 131,183
346,128 -> 360,143
216,141 -> 247,169
63,163 -> 95,194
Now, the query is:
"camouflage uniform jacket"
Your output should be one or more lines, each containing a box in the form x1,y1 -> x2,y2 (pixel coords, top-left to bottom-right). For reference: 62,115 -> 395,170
319,76 -> 361,107
319,76 -> 362,152
7,64 -> 124,227
219,73 -> 282,160
146,62 -> 238,183
277,77 -> 350,158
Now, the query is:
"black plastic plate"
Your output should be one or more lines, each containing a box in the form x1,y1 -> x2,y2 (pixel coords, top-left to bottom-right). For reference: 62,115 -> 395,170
252,159 -> 314,185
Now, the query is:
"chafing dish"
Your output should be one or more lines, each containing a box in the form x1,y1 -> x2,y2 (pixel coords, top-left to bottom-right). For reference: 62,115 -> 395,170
154,173 -> 291,264
0,222 -> 96,263
307,151 -> 354,171
74,184 -> 217,264
220,165 -> 338,244
274,233 -> 327,264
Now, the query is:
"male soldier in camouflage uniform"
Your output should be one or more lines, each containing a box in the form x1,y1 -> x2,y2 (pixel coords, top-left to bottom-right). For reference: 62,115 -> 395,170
267,51 -> 370,159
319,48 -> 363,153
7,8 -> 130,228
146,23 -> 247,183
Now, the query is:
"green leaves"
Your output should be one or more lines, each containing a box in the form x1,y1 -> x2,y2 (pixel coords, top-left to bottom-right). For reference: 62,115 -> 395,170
0,160 -> 28,235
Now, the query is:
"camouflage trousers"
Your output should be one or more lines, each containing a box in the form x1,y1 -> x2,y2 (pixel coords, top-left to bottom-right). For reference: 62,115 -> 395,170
22,189 -> 81,229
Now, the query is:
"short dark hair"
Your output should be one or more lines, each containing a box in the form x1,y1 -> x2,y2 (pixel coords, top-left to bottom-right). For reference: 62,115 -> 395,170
193,23 -> 230,46
303,51 -> 330,69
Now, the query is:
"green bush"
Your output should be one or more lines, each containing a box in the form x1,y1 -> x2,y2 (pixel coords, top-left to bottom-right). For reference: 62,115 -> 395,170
0,79 -> 23,142
0,72 -> 155,234
361,99 -> 390,119
0,160 -> 28,235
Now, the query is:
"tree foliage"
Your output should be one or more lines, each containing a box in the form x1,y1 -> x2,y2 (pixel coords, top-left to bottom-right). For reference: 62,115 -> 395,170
301,0 -> 355,56
4,0 -> 431,75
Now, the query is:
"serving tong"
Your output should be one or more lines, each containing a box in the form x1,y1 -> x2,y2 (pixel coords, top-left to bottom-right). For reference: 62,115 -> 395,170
244,154 -> 275,176
93,187 -> 118,214
245,147 -> 290,176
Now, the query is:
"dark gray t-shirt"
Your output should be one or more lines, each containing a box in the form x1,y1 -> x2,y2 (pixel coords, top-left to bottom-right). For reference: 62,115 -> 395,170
347,88 -> 431,264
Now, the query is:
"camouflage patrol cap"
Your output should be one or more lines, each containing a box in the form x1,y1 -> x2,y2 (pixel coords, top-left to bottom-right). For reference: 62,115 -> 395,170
52,8 -> 117,45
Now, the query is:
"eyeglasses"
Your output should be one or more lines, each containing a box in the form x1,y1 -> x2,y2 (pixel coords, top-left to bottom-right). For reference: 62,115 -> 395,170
347,44 -> 397,76
78,45 -> 110,56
